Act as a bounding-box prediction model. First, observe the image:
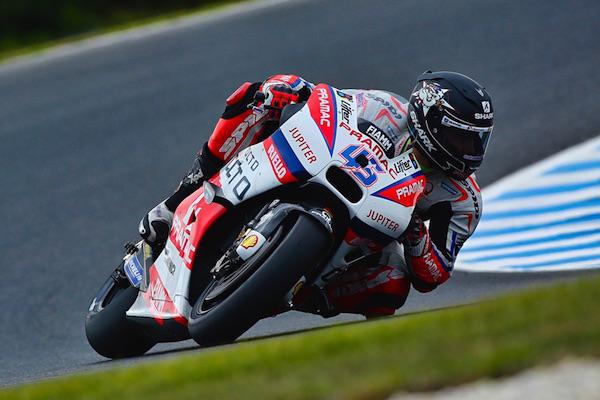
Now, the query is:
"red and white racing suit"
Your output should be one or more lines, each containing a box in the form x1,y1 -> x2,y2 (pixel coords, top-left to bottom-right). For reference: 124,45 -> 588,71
170,75 -> 482,318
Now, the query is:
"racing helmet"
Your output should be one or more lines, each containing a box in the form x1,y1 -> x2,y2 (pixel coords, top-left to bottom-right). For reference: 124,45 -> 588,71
407,71 -> 494,180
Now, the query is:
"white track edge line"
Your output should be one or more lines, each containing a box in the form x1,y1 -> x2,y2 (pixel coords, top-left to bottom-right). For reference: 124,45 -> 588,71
482,135 -> 600,201
455,134 -> 600,272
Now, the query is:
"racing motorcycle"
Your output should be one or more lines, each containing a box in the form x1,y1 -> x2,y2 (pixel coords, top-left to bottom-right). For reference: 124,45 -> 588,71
85,84 -> 425,358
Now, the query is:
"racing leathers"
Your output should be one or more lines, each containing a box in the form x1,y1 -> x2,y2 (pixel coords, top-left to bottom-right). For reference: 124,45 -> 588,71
140,74 -> 482,318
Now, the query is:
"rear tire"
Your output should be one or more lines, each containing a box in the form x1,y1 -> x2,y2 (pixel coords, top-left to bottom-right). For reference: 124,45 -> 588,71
85,282 -> 155,359
188,214 -> 330,346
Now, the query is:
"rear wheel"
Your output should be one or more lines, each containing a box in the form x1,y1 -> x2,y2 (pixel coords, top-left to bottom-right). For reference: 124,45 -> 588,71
188,214 -> 330,346
85,268 -> 155,358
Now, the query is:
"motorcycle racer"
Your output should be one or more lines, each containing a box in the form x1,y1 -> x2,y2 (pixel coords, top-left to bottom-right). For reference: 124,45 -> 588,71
139,72 -> 493,318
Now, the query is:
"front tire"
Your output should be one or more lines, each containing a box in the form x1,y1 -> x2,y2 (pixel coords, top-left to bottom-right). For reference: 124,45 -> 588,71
85,278 -> 155,359
188,214 -> 330,346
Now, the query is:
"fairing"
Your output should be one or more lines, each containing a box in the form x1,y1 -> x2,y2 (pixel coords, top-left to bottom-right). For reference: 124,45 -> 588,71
127,84 -> 424,327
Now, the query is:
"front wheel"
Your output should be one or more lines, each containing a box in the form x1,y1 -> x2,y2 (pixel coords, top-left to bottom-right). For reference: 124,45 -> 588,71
188,214 -> 331,346
85,270 -> 155,359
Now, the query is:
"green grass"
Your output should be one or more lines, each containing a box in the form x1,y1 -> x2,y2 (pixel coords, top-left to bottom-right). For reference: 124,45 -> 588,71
4,273 -> 600,400
0,0 -> 249,63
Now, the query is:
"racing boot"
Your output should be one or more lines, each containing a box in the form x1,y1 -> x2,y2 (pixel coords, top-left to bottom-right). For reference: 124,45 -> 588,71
139,142 -> 224,249
292,285 -> 340,318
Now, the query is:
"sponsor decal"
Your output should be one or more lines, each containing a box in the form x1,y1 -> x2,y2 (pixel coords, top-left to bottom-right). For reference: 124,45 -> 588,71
410,111 -> 436,153
150,280 -> 168,312
218,109 -> 267,158
263,138 -> 297,184
185,170 -> 203,184
241,234 -> 259,249
391,155 -> 417,176
124,255 -> 144,287
482,101 -> 491,113
409,152 -> 419,168
164,247 -> 176,274
366,209 -> 400,232
171,215 -> 196,266
169,191 -> 205,268
169,190 -> 227,273
289,127 -> 317,164
340,98 -> 353,125
307,84 -> 336,154
365,93 -> 406,123
355,92 -> 367,109
143,266 -> 170,321
412,82 -> 453,116
236,230 -> 267,261
375,108 -> 403,131
389,95 -> 408,116
365,124 -> 393,155
269,130 -> 311,181
318,89 -> 331,126
339,144 -> 385,186
422,252 -> 443,281
475,112 -> 494,120
266,143 -> 287,180
442,115 -> 493,132
373,172 -> 426,207
141,265 -> 186,326
441,181 -> 459,196
396,180 -> 425,202
336,90 -> 353,101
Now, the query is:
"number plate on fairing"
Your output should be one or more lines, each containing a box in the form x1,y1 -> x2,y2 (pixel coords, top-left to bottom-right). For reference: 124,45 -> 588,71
219,145 -> 284,206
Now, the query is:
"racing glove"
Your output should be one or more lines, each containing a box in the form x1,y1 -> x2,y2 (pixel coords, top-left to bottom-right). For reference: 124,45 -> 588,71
139,200 -> 174,247
255,75 -> 313,120
258,83 -> 300,110
403,215 -> 427,253
403,215 -> 451,292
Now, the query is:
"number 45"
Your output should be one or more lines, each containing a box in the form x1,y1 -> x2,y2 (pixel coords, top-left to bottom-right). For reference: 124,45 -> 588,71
339,144 -> 384,187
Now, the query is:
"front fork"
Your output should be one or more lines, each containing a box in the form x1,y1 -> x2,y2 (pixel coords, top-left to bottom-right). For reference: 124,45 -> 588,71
210,199 -> 334,285
219,199 -> 382,311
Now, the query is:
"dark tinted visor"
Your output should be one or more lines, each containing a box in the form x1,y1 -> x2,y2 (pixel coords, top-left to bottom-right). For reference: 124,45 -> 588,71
440,116 -> 492,164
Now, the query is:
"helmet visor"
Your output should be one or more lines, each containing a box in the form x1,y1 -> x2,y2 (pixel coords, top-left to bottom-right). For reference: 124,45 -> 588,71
440,116 -> 492,165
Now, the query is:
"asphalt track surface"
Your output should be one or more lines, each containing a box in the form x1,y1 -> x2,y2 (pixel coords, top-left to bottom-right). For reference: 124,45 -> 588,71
1,0 -> 600,386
